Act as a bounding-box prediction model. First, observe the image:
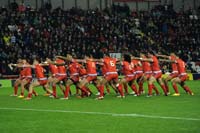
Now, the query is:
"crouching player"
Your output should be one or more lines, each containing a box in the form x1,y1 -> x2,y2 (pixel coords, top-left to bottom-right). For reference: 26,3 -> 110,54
9,59 -> 24,96
171,56 -> 194,96
15,58 -> 53,100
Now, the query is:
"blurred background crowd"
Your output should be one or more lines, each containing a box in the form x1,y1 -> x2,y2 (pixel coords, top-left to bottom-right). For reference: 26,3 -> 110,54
0,1 -> 200,75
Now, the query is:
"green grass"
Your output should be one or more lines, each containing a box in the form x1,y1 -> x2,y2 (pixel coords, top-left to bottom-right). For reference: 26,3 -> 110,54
0,80 -> 200,133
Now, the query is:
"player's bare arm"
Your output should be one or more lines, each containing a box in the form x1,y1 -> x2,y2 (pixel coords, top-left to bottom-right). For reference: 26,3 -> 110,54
159,59 -> 175,63
156,54 -> 170,59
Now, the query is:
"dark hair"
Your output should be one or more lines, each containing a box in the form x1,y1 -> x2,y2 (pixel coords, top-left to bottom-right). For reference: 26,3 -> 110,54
85,53 -> 93,58
123,54 -> 131,63
103,52 -> 110,57
147,49 -> 156,55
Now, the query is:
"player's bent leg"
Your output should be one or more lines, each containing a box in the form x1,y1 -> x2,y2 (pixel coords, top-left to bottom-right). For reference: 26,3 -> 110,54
164,76 -> 173,94
61,79 -> 73,100
51,78 -> 60,98
158,78 -> 168,96
171,78 -> 181,96
78,79 -> 90,97
11,79 -> 22,96
116,78 -> 125,98
138,75 -> 146,95
18,79 -> 29,98
179,78 -> 194,95
26,80 -> 40,100
130,80 -> 139,96
96,78 -> 107,100
147,76 -> 156,97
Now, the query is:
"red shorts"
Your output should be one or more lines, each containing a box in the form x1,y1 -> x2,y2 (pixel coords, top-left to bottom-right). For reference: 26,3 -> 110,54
86,76 -> 97,82
105,74 -> 118,82
144,72 -> 152,79
24,78 -> 32,83
70,75 -> 79,83
19,76 -> 25,80
136,73 -> 143,79
179,74 -> 188,82
153,72 -> 162,79
38,80 -> 47,85
169,72 -> 179,78
52,73 -> 57,78
125,75 -> 135,82
56,75 -> 67,81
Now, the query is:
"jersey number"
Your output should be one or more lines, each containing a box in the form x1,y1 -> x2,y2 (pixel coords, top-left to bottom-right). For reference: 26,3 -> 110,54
110,61 -> 115,66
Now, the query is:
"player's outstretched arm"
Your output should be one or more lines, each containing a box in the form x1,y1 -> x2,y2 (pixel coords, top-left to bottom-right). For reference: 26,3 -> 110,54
15,64 -> 34,68
159,59 -> 175,63
39,62 -> 49,66
48,60 -> 65,66
131,56 -> 141,60
75,59 -> 86,63
56,56 -> 68,61
156,54 -> 169,59
140,58 -> 153,62
93,58 -> 102,62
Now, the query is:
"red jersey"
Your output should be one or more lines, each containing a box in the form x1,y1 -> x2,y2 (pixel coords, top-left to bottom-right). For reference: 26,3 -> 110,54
136,61 -> 143,71
169,55 -> 178,72
86,59 -> 97,74
131,60 -> 138,73
68,62 -> 79,75
56,59 -> 66,75
35,64 -> 46,79
142,58 -> 152,72
79,66 -> 87,76
24,67 -> 32,78
49,64 -> 58,75
122,61 -> 133,75
177,59 -> 186,74
103,57 -> 117,73
151,56 -> 160,71
19,68 -> 26,78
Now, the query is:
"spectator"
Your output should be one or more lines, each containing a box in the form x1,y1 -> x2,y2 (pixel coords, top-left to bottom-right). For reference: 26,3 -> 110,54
0,3 -> 199,75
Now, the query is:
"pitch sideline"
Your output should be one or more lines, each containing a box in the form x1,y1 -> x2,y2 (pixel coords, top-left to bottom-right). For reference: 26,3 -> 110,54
0,107 -> 200,121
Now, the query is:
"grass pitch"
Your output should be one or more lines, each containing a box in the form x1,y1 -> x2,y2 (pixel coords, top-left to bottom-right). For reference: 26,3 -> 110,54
0,80 -> 200,133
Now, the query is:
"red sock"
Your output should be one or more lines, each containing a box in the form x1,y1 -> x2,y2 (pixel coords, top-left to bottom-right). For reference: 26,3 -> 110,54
99,85 -> 104,97
124,84 -> 129,94
118,84 -> 124,96
52,84 -> 57,97
148,84 -> 153,95
14,85 -> 18,95
172,83 -> 179,93
28,93 -> 32,98
65,86 -> 70,98
106,87 -> 110,94
32,90 -> 37,96
161,84 -> 167,95
81,86 -> 89,96
131,84 -> 138,95
20,92 -> 24,96
183,86 -> 193,95
80,89 -> 86,97
139,82 -> 143,94
152,84 -> 159,95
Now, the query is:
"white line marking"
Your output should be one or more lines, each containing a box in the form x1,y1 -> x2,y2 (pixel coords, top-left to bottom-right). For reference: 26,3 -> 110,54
0,107 -> 199,121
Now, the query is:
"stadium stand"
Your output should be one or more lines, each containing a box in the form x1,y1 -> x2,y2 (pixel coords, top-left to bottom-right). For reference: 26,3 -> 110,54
0,2 -> 200,75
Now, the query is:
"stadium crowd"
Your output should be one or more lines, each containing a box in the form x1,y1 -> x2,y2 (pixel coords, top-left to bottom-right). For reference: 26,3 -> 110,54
0,2 -> 200,75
